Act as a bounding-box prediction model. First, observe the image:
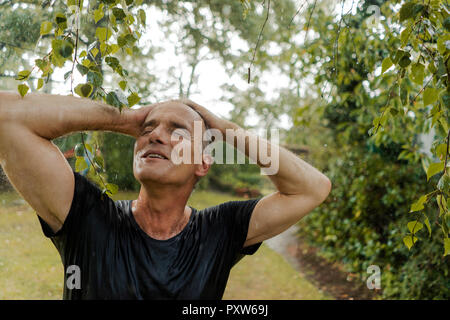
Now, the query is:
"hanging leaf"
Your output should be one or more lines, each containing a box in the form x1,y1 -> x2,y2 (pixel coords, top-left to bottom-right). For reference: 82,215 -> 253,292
127,92 -> 140,107
423,87 -> 439,106
403,235 -> 418,250
58,40 -> 74,58
422,213 -> 432,237
399,2 -> 416,22
411,63 -> 424,85
407,221 -> 423,234
410,194 -> 428,212
55,13 -> 68,29
437,174 -> 450,193
444,238 -> 450,256
75,156 -> 88,172
94,8 -> 104,24
119,80 -> 127,91
106,183 -> 119,195
76,64 -> 89,75
426,162 -> 444,181
381,57 -> 393,74
74,83 -> 93,98
40,21 -> 53,35
106,91 -> 123,109
87,71 -> 103,87
17,84 -> 29,97
37,78 -> 44,90
15,70 -> 31,81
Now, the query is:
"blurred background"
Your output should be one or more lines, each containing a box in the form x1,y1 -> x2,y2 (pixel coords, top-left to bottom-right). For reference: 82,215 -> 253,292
0,0 -> 448,299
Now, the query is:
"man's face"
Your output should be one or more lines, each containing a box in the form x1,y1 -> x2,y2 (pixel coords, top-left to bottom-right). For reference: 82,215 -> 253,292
133,101 -> 208,187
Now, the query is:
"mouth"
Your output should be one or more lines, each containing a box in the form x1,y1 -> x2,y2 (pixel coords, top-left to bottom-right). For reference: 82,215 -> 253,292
141,150 -> 169,160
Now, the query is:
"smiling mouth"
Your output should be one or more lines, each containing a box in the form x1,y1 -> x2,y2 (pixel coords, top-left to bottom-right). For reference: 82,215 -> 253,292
142,153 -> 169,160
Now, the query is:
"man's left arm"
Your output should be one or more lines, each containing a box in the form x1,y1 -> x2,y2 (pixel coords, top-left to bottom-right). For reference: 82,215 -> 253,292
181,99 -> 332,247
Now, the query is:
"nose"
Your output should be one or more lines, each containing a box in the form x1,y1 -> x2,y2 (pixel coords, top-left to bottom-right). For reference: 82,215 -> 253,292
147,124 -> 168,145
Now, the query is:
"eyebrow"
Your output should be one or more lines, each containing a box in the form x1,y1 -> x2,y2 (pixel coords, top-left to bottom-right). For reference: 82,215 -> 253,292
142,119 -> 190,132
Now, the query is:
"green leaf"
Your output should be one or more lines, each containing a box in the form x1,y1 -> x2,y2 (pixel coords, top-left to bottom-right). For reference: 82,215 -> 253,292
127,92 -> 140,107
58,40 -> 73,58
407,221 -> 423,234
95,27 -> 112,42
40,21 -> 53,35
94,8 -> 104,24
106,91 -> 122,108
64,70 -> 72,81
437,194 -> 448,217
15,70 -> 31,81
410,194 -> 428,212
139,9 -> 146,27
398,55 -> 411,68
423,87 -> 439,106
17,84 -> 29,97
400,2 -> 416,22
74,143 -> 84,157
87,71 -> 103,87
403,235 -> 418,250
106,183 -> 119,195
94,155 -> 104,169
37,78 -> 44,90
74,83 -> 93,98
400,26 -> 412,47
118,80 -> 127,91
112,8 -> 126,21
105,56 -> 120,70
392,49 -> 406,64
75,156 -> 88,172
411,63 -> 424,85
426,162 -> 444,181
422,213 -> 432,237
435,143 -> 447,159
444,238 -> 450,256
381,57 -> 393,74
76,64 -> 89,75
444,17 -> 450,32
90,47 -> 99,58
437,174 -> 450,194
84,143 -> 93,154
55,13 -> 67,29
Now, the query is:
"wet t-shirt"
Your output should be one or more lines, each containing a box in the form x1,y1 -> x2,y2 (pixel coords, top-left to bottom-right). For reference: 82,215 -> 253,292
37,171 -> 262,300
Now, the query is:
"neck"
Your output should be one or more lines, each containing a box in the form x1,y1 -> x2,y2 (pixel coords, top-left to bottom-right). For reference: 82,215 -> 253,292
131,181 -> 194,240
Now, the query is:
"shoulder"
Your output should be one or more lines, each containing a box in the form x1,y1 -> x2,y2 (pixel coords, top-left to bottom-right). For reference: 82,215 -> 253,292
195,198 -> 261,225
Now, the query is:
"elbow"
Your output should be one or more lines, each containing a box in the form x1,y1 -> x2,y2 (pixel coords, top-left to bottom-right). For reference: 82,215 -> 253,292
318,177 -> 332,203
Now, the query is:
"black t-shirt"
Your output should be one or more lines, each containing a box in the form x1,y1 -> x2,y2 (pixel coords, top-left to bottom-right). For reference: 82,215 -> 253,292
37,171 -> 262,300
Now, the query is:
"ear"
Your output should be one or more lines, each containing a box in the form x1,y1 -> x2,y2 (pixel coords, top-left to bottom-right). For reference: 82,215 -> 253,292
194,153 -> 212,178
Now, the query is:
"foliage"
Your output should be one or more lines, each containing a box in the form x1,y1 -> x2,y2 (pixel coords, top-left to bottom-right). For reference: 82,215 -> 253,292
288,0 -> 449,298
13,0 -> 147,196
297,148 -> 449,299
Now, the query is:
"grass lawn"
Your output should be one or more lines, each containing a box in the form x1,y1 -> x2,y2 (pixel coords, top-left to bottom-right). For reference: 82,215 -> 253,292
0,189 -> 328,300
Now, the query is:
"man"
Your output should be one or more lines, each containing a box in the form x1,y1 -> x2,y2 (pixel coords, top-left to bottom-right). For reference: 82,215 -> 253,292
0,92 -> 331,299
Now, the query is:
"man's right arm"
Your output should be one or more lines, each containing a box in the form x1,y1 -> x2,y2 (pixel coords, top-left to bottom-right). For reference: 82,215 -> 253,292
0,92 -> 139,233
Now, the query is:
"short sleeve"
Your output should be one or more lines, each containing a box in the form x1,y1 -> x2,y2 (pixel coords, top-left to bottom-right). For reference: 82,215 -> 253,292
36,170 -> 111,257
218,198 -> 262,266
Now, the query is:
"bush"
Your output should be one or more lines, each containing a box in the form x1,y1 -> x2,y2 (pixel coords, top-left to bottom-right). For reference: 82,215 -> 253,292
297,145 -> 449,299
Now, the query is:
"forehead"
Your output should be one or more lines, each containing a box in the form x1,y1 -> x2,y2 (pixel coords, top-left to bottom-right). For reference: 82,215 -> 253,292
145,102 -> 202,126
